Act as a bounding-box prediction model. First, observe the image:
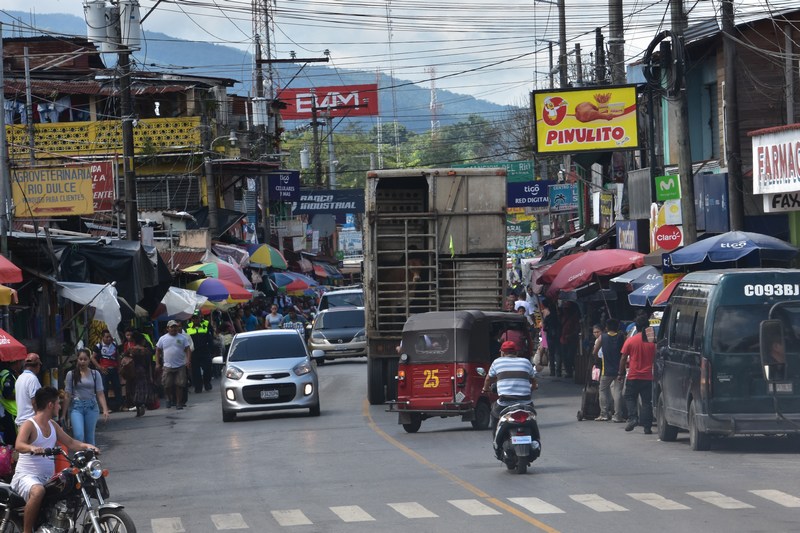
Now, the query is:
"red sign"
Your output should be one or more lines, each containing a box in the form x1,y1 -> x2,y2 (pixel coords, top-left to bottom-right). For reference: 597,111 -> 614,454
90,161 -> 115,212
654,224 -> 683,251
277,84 -> 379,120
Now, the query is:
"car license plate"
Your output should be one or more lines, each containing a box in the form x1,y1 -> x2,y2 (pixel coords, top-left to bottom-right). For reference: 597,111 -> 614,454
511,435 -> 532,445
335,345 -> 349,350
775,382 -> 793,393
260,389 -> 279,400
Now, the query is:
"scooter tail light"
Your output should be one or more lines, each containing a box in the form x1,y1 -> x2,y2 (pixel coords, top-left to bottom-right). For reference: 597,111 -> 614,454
510,411 -> 529,423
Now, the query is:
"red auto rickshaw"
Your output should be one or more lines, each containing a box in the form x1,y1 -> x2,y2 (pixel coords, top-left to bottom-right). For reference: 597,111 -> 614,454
387,310 -> 533,433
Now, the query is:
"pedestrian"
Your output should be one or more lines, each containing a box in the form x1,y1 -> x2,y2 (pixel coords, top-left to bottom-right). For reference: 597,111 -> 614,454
186,312 -> 214,393
90,329 -> 123,412
123,330 -> 154,417
15,354 -> 42,428
620,315 -> 656,434
0,358 -> 24,442
281,309 -> 308,335
62,349 -> 109,445
155,320 -> 191,410
541,301 -> 561,377
12,386 -> 99,533
593,319 -> 625,422
558,301 -> 580,379
264,304 -> 283,329
232,307 -> 245,333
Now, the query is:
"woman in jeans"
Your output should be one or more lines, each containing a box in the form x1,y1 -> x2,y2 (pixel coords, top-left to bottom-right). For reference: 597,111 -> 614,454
63,348 -> 110,445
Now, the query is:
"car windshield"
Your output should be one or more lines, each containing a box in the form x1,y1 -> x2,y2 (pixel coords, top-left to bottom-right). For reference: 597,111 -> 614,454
317,310 -> 364,329
324,292 -> 363,308
228,334 -> 307,362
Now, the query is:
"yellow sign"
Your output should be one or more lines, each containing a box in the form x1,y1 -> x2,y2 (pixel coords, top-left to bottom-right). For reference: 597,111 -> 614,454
533,85 -> 639,154
12,166 -> 95,217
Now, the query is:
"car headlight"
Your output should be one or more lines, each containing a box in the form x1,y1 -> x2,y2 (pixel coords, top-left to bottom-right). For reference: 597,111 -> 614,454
310,332 -> 325,341
353,330 -> 366,342
225,365 -> 244,380
293,361 -> 313,376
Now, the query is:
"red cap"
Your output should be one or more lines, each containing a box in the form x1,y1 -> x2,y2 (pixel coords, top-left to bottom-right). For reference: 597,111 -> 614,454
500,341 -> 518,353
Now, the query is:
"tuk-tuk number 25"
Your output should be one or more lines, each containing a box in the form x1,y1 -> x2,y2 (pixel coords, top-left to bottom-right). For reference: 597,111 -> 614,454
423,370 -> 440,388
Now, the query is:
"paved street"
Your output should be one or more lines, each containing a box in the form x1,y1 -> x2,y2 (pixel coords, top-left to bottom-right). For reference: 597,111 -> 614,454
97,361 -> 800,533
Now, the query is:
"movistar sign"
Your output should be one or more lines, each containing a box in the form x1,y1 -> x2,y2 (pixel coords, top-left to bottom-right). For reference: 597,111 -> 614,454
655,175 -> 681,201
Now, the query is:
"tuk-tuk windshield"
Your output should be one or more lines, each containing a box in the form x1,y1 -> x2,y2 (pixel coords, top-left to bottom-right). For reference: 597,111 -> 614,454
403,330 -> 463,363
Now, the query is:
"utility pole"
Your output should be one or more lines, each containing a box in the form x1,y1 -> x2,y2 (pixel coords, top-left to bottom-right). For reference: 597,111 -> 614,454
722,0 -> 744,231
0,23 -> 10,256
671,0 -> 697,244
548,42 -> 555,89
558,0 -> 568,88
608,0 -> 625,85
24,48 -> 35,167
595,28 -> 606,84
326,108 -> 336,189
311,91 -> 323,188
574,44 -> 582,86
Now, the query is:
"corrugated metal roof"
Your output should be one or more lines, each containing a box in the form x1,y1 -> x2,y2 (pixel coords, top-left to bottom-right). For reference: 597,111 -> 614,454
159,250 -> 206,272
3,79 -> 194,98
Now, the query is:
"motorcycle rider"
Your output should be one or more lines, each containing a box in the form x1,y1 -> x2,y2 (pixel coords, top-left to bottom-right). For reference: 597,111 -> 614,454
481,340 -> 538,455
12,386 -> 99,533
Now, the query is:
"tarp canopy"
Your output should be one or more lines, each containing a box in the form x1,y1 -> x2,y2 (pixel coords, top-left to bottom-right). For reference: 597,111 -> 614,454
153,287 -> 208,320
0,327 -> 27,361
57,282 -> 122,342
0,255 -> 22,284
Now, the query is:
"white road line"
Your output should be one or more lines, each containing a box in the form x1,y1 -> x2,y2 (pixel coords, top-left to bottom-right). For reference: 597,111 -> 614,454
627,493 -> 691,510
211,513 -> 249,530
271,509 -> 313,526
749,490 -> 800,508
687,491 -> 754,509
508,497 -> 565,514
388,502 -> 439,518
570,494 -> 629,512
330,506 -> 376,522
151,517 -> 185,533
448,499 -> 502,516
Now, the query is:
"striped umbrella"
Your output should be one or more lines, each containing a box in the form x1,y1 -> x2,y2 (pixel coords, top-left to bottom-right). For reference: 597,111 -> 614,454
246,244 -> 288,269
272,272 -> 319,292
186,278 -> 252,303
182,262 -> 252,290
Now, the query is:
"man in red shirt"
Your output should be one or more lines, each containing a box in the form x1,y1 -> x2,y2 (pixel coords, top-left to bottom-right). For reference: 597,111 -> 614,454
619,316 -> 656,434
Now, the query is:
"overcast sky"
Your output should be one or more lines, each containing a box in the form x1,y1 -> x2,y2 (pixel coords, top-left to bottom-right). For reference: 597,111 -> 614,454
2,0 -> 797,110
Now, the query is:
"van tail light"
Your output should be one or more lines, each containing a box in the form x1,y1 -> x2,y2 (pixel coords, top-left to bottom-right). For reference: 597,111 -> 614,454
456,367 -> 466,387
700,357 -> 711,401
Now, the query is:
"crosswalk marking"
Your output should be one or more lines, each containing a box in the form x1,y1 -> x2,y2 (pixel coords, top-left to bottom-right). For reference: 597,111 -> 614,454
570,494 -> 629,512
448,499 -> 502,516
388,502 -> 439,518
271,509 -> 312,526
687,491 -> 754,509
627,493 -> 691,510
749,490 -> 800,508
508,497 -> 565,514
210,513 -> 248,530
330,506 -> 376,522
151,517 -> 185,533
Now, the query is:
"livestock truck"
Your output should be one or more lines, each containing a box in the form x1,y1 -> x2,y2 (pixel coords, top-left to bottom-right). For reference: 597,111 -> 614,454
363,168 -> 508,404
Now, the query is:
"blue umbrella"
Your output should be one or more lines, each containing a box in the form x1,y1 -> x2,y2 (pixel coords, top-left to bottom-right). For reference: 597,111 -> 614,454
627,280 -> 664,307
610,265 -> 660,290
669,231 -> 797,266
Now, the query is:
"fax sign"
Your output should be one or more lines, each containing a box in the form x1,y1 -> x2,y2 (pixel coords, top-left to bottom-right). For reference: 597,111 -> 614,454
655,175 -> 681,201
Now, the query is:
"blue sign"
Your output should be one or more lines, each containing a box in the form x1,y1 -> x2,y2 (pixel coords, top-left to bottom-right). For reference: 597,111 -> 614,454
292,188 -> 365,215
616,219 -> 649,252
507,180 -> 554,209
268,170 -> 301,201
548,183 -> 578,212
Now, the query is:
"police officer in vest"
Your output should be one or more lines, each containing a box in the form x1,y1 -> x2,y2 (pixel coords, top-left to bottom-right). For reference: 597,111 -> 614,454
186,311 -> 215,393
0,358 -> 23,442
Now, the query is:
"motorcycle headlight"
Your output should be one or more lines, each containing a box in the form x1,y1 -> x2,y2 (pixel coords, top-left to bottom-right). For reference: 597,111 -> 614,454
86,459 -> 103,479
293,361 -> 313,376
225,365 -> 244,380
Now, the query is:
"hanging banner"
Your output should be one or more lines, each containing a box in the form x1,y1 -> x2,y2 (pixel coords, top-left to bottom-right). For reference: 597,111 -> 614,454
12,165 -> 95,217
277,84 -> 379,120
291,189 -> 365,215
90,161 -> 115,212
267,170 -> 301,201
548,183 -> 579,212
533,85 -> 639,154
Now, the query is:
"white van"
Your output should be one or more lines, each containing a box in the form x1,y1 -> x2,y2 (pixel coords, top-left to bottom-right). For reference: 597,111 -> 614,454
318,287 -> 364,311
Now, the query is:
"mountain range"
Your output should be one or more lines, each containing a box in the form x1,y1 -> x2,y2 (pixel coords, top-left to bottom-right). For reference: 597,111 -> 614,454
2,11 -> 514,133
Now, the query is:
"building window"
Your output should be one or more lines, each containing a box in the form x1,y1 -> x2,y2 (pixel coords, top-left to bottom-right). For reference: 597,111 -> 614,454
136,175 -> 200,211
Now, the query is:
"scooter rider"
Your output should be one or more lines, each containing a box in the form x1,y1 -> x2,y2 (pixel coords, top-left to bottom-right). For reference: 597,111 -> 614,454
481,341 -> 538,436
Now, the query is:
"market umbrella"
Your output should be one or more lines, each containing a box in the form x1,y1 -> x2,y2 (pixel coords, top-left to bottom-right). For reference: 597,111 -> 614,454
669,231 -> 798,266
186,278 -> 252,303
652,275 -> 686,307
152,287 -> 209,320
0,285 -> 18,306
182,262 -> 253,290
272,272 -> 319,292
0,328 -> 27,361
627,279 -> 664,307
536,252 -> 586,285
0,256 -> 22,284
246,244 -> 288,269
57,282 -> 122,342
610,265 -> 661,291
545,250 -> 645,300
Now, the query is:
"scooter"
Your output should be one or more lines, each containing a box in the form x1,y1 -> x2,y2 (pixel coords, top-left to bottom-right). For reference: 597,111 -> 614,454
493,403 -> 541,474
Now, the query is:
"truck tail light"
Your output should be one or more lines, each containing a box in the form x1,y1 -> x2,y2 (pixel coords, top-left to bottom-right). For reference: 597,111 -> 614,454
700,357 -> 711,401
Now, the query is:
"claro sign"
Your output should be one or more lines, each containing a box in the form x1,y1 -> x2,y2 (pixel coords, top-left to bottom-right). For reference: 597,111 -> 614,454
277,84 -> 379,120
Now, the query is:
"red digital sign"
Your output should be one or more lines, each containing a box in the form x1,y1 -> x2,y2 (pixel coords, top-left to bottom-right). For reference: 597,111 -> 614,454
277,84 -> 379,120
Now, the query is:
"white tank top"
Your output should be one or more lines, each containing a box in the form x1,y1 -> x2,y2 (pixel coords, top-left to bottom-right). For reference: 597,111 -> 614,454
14,419 -> 57,479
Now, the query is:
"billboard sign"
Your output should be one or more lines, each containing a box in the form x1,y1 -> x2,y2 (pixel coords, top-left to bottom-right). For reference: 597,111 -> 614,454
455,160 -> 535,183
291,189 -> 365,215
751,126 -> 800,194
507,180 -> 554,210
12,165 -> 97,217
267,170 -> 301,201
548,183 -> 578,212
533,85 -> 638,154
90,161 -> 114,212
278,84 -> 379,120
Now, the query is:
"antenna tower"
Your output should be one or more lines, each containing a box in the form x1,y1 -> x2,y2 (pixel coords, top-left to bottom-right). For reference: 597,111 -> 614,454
426,66 -> 442,138
252,0 -> 275,99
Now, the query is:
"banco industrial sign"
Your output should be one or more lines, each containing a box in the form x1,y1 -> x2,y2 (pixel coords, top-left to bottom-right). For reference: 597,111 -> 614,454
277,84 -> 379,120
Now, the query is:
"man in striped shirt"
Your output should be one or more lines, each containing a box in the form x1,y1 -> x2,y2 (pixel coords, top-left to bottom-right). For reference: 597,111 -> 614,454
482,341 -> 538,434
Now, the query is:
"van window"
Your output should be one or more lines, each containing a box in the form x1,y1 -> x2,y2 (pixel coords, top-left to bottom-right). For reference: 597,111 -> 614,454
673,309 -> 696,349
691,311 -> 706,351
711,305 -> 770,354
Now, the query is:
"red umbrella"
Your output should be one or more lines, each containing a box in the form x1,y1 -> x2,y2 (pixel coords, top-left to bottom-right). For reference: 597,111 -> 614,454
652,275 -> 686,307
536,252 -> 586,285
0,256 -> 22,284
0,328 -> 27,362
545,250 -> 645,300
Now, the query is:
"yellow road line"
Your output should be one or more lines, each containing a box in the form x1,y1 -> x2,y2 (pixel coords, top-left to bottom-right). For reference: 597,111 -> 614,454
363,400 -> 561,533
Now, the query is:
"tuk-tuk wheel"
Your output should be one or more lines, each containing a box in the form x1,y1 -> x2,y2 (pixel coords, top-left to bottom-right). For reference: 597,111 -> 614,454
403,414 -> 422,433
471,401 -> 491,430
577,410 -> 583,421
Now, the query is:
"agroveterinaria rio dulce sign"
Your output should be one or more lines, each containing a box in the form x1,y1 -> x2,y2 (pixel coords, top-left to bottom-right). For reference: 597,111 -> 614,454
12,162 -> 114,217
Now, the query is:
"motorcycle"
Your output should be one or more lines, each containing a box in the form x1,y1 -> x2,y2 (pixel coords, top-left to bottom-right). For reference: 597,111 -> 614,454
0,447 -> 135,532
493,403 -> 541,474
